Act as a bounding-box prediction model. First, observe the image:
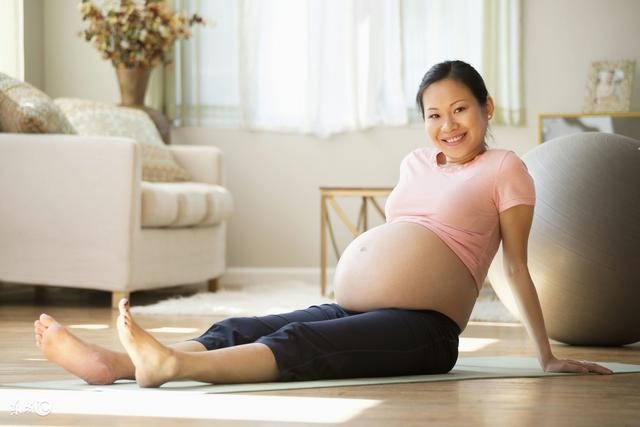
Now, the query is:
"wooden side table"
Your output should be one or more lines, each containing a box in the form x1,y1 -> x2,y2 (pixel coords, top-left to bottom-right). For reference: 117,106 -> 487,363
319,187 -> 393,296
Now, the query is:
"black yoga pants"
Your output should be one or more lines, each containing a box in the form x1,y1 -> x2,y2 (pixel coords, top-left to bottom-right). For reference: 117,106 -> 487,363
191,303 -> 460,381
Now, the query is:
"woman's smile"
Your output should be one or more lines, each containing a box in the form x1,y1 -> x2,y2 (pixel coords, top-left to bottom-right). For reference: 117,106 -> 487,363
441,132 -> 467,146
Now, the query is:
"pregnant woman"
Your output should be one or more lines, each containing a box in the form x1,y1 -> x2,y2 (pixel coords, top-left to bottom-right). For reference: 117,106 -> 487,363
34,60 -> 611,387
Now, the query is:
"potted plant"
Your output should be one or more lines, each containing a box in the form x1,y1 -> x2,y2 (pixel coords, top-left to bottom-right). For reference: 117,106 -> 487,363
78,0 -> 204,141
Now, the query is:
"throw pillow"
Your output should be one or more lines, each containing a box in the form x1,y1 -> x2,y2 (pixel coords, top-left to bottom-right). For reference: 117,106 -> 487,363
55,98 -> 190,182
0,72 -> 76,134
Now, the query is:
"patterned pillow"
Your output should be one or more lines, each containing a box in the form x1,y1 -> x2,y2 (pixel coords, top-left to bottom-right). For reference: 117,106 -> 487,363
55,98 -> 190,182
0,72 -> 76,134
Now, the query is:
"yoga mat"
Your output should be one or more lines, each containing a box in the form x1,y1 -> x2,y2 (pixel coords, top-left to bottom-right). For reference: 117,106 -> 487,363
2,357 -> 639,394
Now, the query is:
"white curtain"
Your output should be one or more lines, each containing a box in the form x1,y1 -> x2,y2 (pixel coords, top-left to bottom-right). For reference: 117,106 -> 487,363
240,0 -> 406,137
0,0 -> 24,79
170,0 -> 240,126
168,0 -> 523,135
482,0 -> 524,125
402,0 -> 523,125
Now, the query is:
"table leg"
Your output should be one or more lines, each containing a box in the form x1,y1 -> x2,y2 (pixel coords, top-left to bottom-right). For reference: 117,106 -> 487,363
363,196 -> 368,231
320,194 -> 327,296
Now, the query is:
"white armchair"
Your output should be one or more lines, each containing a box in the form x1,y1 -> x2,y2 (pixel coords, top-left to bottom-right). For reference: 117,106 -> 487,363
0,133 -> 233,307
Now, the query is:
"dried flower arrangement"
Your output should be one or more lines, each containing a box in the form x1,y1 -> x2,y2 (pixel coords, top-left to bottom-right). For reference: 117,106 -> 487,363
78,0 -> 204,69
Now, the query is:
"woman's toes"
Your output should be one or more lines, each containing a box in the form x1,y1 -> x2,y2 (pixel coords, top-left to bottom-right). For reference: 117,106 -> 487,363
118,299 -> 132,321
118,298 -> 129,312
35,322 -> 46,335
39,313 -> 55,327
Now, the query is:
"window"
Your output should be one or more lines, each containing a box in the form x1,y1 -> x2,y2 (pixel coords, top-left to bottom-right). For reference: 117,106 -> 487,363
172,0 -> 522,135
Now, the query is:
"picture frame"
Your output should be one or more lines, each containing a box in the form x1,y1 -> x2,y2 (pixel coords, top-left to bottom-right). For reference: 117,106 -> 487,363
583,60 -> 635,113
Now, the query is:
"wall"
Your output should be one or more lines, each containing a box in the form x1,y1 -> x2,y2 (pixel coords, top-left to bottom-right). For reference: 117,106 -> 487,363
23,0 -> 44,89
524,0 -> 640,116
43,0 -> 121,102
38,0 -> 640,280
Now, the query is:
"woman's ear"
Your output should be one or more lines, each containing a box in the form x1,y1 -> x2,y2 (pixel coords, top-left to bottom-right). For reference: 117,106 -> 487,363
486,96 -> 495,120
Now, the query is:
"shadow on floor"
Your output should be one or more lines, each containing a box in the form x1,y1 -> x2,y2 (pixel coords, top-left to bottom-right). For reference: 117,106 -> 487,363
0,282 -> 206,309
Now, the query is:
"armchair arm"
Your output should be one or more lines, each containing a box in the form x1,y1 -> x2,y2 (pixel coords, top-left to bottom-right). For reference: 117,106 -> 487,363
0,133 -> 142,289
168,145 -> 225,185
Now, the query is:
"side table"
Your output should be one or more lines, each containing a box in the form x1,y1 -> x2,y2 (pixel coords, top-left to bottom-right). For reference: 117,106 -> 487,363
319,187 -> 393,296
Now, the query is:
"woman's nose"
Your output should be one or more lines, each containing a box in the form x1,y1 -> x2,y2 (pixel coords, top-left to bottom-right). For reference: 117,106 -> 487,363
442,114 -> 458,131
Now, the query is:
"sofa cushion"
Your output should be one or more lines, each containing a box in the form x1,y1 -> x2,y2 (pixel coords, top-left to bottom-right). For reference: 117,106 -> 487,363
55,98 -> 190,182
0,72 -> 76,134
140,182 -> 234,228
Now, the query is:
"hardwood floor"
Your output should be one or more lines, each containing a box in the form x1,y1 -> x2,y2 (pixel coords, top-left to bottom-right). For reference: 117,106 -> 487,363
0,283 -> 638,426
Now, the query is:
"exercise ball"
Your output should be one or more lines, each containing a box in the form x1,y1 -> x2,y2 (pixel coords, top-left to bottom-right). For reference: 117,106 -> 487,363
488,132 -> 640,346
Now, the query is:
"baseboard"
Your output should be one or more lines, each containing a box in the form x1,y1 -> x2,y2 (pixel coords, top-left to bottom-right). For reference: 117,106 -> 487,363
220,267 -> 335,287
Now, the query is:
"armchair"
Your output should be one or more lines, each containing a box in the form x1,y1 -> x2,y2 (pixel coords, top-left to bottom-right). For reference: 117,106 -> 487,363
0,133 -> 233,307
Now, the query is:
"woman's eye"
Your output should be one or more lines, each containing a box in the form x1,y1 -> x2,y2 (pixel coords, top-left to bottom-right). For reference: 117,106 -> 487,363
454,106 -> 466,113
428,113 -> 440,119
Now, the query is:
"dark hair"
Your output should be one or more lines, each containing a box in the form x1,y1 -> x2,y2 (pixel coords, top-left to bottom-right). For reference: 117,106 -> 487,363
415,60 -> 489,120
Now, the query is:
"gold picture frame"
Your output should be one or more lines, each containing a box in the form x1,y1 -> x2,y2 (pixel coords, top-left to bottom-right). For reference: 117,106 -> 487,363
583,60 -> 635,113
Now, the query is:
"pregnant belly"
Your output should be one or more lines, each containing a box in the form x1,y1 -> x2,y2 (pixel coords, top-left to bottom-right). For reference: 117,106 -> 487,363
333,221 -> 478,329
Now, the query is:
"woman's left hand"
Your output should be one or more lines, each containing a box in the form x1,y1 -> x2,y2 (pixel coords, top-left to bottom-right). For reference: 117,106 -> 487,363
543,355 -> 613,375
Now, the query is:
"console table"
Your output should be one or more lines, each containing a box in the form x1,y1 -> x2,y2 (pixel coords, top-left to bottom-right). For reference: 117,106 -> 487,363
538,112 -> 640,143
319,187 -> 393,296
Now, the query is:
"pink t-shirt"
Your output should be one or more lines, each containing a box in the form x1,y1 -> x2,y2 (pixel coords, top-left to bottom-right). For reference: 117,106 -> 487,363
385,147 -> 536,291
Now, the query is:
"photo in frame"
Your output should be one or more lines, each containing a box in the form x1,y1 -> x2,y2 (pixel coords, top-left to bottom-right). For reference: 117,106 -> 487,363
583,60 -> 635,113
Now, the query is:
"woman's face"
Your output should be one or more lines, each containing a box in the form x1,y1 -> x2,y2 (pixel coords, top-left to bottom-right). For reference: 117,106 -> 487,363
421,78 -> 493,164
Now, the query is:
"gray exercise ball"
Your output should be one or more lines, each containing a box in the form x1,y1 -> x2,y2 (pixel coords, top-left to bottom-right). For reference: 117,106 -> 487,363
488,132 -> 640,346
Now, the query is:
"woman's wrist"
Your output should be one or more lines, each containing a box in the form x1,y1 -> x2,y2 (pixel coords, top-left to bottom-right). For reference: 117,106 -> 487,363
535,340 -> 554,365
538,349 -> 555,367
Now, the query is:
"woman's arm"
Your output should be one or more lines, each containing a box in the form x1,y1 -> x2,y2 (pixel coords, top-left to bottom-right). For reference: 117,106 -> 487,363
498,205 -> 612,374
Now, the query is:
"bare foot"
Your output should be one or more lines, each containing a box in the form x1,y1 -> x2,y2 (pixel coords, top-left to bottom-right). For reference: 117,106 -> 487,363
116,298 -> 179,388
34,313 -> 132,385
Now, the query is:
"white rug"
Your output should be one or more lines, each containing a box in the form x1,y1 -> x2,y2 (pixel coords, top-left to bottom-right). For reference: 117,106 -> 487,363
131,281 -> 518,323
